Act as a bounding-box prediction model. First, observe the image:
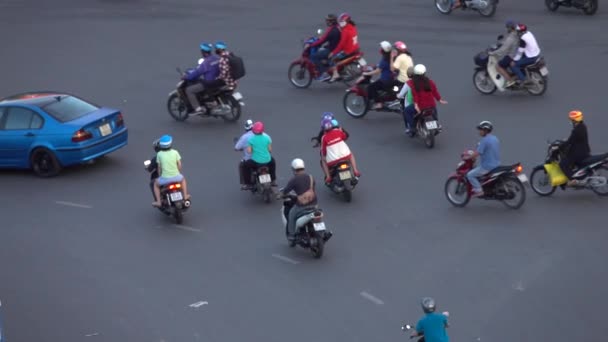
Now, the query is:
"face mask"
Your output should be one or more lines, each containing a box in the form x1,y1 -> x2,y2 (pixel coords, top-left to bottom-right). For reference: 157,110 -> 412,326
339,21 -> 347,28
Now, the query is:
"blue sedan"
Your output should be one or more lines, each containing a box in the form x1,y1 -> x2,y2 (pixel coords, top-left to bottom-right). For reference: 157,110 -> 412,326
0,92 -> 128,176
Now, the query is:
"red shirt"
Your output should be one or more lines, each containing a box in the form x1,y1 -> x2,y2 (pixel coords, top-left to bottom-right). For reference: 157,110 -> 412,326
321,128 -> 347,156
331,24 -> 359,55
407,79 -> 442,110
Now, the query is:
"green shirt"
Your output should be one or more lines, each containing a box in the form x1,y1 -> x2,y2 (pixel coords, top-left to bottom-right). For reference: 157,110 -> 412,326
156,149 -> 182,178
248,133 -> 272,164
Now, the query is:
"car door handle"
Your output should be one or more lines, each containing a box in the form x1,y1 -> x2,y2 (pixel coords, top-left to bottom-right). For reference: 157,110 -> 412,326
24,132 -> 35,137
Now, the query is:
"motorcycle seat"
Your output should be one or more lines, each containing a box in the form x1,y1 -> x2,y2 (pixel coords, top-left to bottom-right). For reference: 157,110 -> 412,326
525,57 -> 544,69
482,164 -> 518,178
580,153 -> 608,166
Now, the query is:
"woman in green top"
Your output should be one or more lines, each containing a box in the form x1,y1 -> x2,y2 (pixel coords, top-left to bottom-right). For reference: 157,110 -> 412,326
244,121 -> 277,189
152,135 -> 191,207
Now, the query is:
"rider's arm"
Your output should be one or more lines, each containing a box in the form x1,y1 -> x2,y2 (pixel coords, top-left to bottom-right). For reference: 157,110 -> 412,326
397,84 -> 409,98
342,128 -> 350,139
430,80 -> 442,101
320,135 -> 328,156
331,31 -> 347,55
310,29 -> 330,48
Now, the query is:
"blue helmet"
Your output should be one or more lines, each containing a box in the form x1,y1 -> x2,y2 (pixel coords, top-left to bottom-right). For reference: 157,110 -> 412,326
505,20 -> 516,30
331,119 -> 339,128
200,42 -> 212,52
215,41 -> 227,50
321,111 -> 334,120
159,135 -> 173,149
322,118 -> 333,130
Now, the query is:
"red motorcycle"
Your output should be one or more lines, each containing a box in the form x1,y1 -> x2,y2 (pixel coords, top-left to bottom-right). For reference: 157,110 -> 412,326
444,150 -> 528,209
288,29 -> 366,89
342,69 -> 402,118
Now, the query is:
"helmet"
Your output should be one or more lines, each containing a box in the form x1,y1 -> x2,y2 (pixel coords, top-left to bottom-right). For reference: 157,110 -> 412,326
380,41 -> 392,53
252,121 -> 264,134
321,112 -> 334,121
244,119 -> 254,131
331,119 -> 339,128
394,41 -> 407,52
323,120 -> 333,131
569,110 -> 583,122
505,20 -> 516,30
413,64 -> 426,75
214,41 -> 227,50
159,135 -> 173,149
477,120 -> 493,132
325,13 -> 337,24
338,12 -> 351,22
153,139 -> 161,152
406,66 -> 414,78
199,42 -> 212,52
421,297 -> 436,314
516,24 -> 527,32
291,158 -> 305,170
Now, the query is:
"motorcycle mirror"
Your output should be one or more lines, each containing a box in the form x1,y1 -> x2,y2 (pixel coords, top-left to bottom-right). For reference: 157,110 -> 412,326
176,67 -> 183,75
393,86 -> 399,92
402,324 -> 412,330
198,58 -> 205,65
233,137 -> 239,143
144,160 -> 151,167
497,34 -> 504,41
317,28 -> 323,36
442,311 -> 450,317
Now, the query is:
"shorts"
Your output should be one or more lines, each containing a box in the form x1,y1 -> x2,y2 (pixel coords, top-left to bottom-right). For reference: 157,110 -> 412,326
158,174 -> 184,186
498,56 -> 512,68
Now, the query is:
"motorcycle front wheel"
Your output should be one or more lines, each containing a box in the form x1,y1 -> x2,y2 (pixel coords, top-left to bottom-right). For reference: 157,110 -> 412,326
478,1 -> 497,17
530,165 -> 557,196
435,0 -> 452,14
167,93 -> 189,121
591,166 -> 608,196
288,63 -> 312,88
343,91 -> 369,118
444,176 -> 471,207
545,0 -> 560,11
220,95 -> 241,122
341,63 -> 362,87
500,177 -> 526,209
583,0 -> 598,15
473,70 -> 497,95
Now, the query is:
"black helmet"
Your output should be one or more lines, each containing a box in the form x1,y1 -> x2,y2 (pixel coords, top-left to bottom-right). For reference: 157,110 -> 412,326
421,297 -> 436,314
477,120 -> 493,132
153,139 -> 161,152
326,13 -> 337,24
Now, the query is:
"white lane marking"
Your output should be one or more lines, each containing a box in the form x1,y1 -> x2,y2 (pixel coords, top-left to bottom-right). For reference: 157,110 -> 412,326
360,291 -> 385,305
271,253 -> 300,265
85,332 -> 100,337
189,301 -> 208,308
513,280 -> 525,291
55,201 -> 92,209
173,225 -> 201,232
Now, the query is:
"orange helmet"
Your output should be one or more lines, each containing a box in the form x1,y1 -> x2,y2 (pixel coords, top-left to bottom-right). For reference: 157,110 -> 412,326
569,110 -> 583,122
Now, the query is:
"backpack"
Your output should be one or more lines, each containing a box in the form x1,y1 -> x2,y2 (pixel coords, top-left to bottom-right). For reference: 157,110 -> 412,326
227,53 -> 246,80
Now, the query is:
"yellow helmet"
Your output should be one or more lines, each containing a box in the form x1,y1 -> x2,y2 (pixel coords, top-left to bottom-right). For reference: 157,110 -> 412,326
569,110 -> 583,122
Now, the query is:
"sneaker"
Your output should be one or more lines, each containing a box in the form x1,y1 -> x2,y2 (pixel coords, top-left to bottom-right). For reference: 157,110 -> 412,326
195,106 -> 204,113
505,80 -> 516,88
471,190 -> 484,197
317,73 -> 331,82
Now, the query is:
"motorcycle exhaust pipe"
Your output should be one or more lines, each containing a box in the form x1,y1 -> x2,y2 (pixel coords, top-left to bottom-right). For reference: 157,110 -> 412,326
184,199 -> 192,208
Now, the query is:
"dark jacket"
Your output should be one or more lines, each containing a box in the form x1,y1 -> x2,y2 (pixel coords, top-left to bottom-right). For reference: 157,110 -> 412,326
564,122 -> 591,161
311,25 -> 341,52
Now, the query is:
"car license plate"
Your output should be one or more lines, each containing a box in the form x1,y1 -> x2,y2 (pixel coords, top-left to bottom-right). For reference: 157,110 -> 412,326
517,174 -> 528,183
358,58 -> 367,66
425,120 -> 438,130
99,123 -> 111,136
258,174 -> 271,184
233,92 -> 243,100
313,222 -> 326,231
170,192 -> 183,201
539,66 -> 549,76
339,171 -> 352,180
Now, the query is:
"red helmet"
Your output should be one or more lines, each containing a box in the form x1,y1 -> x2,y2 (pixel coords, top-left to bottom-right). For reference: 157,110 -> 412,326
516,24 -> 527,32
252,121 -> 264,134
393,41 -> 407,52
338,12 -> 351,22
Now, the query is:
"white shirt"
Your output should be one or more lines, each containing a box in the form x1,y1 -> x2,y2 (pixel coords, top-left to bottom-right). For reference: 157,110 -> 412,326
325,140 -> 351,164
514,31 -> 540,60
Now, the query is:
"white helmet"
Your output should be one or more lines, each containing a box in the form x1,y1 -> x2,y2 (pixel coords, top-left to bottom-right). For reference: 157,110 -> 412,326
380,41 -> 392,53
244,119 -> 253,131
291,158 -> 305,170
413,64 -> 427,75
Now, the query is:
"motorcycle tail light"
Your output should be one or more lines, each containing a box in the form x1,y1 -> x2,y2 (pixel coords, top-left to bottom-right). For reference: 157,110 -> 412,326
313,211 -> 324,222
168,183 -> 182,190
339,164 -> 349,170
515,165 -> 523,173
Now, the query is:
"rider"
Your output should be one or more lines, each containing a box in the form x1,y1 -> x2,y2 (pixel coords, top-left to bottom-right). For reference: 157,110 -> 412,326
327,12 -> 360,82
560,110 -> 591,186
313,112 -> 350,146
152,135 -> 191,207
244,121 -> 277,188
183,42 -> 221,113
280,158 -> 318,241
320,118 -> 361,183
466,121 -> 500,197
410,297 -> 450,342
234,119 -> 255,189
214,41 -> 237,91
392,41 -> 414,88
407,64 -> 447,124
509,24 -> 541,87
488,20 -> 519,87
396,66 -> 416,135
309,14 -> 341,81
364,41 -> 395,110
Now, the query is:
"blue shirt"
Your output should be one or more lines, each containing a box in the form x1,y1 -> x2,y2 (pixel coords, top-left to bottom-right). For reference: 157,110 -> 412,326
185,54 -> 220,81
416,313 -> 449,342
234,131 -> 254,160
378,58 -> 393,81
248,133 -> 272,164
477,134 -> 500,170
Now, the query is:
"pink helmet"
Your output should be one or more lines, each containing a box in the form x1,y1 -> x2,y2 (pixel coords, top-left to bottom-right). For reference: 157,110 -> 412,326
252,121 -> 264,134
394,41 -> 408,53
338,12 -> 351,22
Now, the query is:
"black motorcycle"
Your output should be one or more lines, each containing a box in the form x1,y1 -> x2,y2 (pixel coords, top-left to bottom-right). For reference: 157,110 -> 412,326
144,158 -> 191,224
411,108 -> 441,149
249,165 -> 275,203
545,0 -> 598,15
529,139 -> 608,197
311,139 -> 359,202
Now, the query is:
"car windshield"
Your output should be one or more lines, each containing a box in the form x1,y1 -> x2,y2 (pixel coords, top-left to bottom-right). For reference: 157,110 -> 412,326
41,95 -> 99,122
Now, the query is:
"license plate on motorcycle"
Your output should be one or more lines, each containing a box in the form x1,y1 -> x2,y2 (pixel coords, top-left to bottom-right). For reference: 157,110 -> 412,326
258,174 -> 271,184
425,120 -> 438,130
170,192 -> 183,201
358,58 -> 367,66
539,66 -> 549,76
232,92 -> 243,100
313,222 -> 326,231
517,174 -> 529,183
99,123 -> 111,136
339,170 -> 352,180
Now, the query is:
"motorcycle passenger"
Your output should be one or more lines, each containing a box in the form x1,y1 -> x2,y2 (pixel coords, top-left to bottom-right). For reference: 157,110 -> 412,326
321,119 -> 360,183
234,119 -> 255,189
212,41 -> 237,92
410,297 -> 450,342
488,20 -> 519,87
509,24 -> 541,87
397,66 -> 416,135
183,42 -> 221,113
466,121 -> 500,197
152,135 -> 191,207
309,14 -> 341,81
363,41 -> 395,110
244,121 -> 277,188
392,41 -> 414,88
280,158 -> 318,242
328,12 -> 360,82
407,64 -> 447,126
560,110 -> 591,186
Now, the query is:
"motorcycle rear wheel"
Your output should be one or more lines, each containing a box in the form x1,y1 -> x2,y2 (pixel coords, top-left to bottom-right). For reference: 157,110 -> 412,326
591,166 -> 608,196
220,95 -> 241,122
435,0 -> 452,14
478,1 -> 497,17
288,63 -> 312,88
343,91 -> 369,118
341,63 -> 362,87
444,176 -> 471,207
500,177 -> 526,209
530,166 -> 557,196
545,0 -> 560,11
526,71 -> 548,96
583,0 -> 598,15
167,93 -> 189,122
310,233 -> 325,259
173,203 -> 184,224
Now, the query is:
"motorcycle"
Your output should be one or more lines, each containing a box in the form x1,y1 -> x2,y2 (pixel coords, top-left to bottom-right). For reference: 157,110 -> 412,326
288,28 -> 366,89
311,139 -> 359,202
249,165 -> 275,203
167,64 -> 244,122
545,0 -> 598,15
343,69 -> 402,118
473,39 -> 549,96
444,150 -> 528,209
144,159 -> 191,224
410,108 -> 442,149
435,0 -> 498,17
401,312 -> 450,341
529,139 -> 608,197
279,193 -> 333,259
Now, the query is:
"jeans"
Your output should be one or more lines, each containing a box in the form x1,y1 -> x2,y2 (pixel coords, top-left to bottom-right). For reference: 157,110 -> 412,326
158,174 -> 184,186
512,56 -> 538,81
402,104 -> 416,130
466,166 -> 489,192
311,48 -> 330,74
244,158 -> 277,184
287,204 -> 316,236
185,82 -> 204,108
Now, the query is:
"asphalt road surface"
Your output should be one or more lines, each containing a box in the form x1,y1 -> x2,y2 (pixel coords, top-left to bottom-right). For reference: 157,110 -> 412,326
1,0 -> 607,341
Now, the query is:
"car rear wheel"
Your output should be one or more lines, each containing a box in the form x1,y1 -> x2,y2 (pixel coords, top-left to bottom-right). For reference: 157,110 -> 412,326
30,148 -> 62,177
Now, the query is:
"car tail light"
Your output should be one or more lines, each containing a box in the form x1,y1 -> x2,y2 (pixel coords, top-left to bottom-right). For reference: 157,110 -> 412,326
115,113 -> 124,127
72,129 -> 92,142
168,183 -> 182,190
